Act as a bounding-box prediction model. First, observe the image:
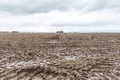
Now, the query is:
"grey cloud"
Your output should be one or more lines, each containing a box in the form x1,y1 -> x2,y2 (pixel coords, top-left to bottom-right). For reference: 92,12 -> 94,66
85,0 -> 108,11
0,0 -> 71,14
0,0 -> 120,14
81,0 -> 120,11
51,21 -> 120,27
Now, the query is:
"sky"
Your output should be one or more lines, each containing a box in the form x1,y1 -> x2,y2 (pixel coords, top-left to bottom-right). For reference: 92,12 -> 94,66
0,0 -> 120,32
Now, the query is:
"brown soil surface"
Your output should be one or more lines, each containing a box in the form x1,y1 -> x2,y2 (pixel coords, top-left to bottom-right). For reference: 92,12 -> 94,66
0,33 -> 120,80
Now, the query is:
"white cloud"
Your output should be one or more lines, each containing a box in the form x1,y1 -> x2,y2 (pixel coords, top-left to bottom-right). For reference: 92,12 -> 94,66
0,0 -> 120,32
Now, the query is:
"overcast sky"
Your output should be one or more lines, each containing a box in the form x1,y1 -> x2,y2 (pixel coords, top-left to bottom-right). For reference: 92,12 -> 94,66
0,0 -> 120,32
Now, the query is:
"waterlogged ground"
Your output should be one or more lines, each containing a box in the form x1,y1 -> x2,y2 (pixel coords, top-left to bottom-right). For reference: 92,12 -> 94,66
0,33 -> 120,80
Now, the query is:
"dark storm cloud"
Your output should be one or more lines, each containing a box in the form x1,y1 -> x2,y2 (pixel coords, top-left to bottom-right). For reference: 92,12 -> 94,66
0,0 -> 120,14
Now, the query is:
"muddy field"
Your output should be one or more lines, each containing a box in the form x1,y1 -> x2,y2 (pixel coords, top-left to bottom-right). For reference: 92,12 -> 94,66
0,33 -> 120,80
